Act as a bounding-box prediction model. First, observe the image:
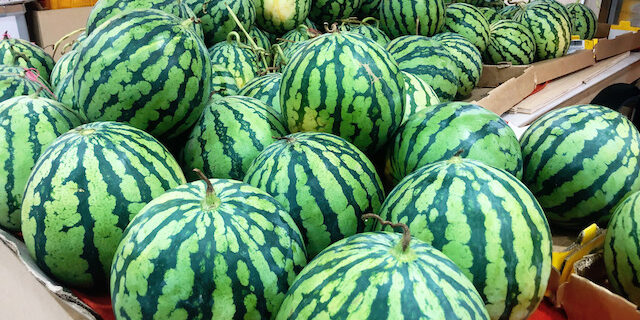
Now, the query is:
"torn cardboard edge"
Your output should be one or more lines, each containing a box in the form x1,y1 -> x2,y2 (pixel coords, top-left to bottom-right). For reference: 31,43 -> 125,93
0,229 -> 98,320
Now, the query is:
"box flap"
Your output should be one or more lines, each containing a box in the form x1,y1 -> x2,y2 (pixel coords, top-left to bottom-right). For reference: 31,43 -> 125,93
475,66 -> 537,115
594,32 -> 640,61
530,50 -> 596,84
477,64 -> 530,88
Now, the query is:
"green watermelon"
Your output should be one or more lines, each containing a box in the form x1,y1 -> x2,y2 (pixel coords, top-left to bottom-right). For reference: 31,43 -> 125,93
567,3 -> 597,40
50,49 -> 78,89
456,0 -> 503,7
254,0 -> 311,35
111,174 -> 306,319
479,7 -> 501,24
604,191 -> 640,305
0,34 -> 55,83
0,96 -> 83,231
244,132 -> 385,257
520,104 -> 640,229
210,32 -> 261,97
515,1 -> 571,60
238,72 -> 282,113
401,71 -> 439,123
380,0 -> 445,37
182,95 -> 286,181
359,0 -> 381,17
54,73 -> 75,111
21,121 -> 186,289
387,35 -> 460,101
432,32 -> 482,99
272,39 -> 312,68
499,5 -> 522,19
388,102 -> 522,184
443,3 -> 491,52
280,32 -> 404,153
533,0 -> 572,22
485,20 -> 536,65
73,10 -> 212,138
276,224 -> 490,319
0,66 -> 53,101
339,18 -> 391,47
376,158 -> 552,320
185,0 -> 255,46
309,0 -> 363,25
244,26 -> 272,54
277,25 -> 317,53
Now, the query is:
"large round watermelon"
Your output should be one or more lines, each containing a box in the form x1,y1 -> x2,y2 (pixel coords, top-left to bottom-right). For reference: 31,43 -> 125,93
515,1 -> 571,60
376,158 -> 552,320
276,226 -> 490,319
0,96 -> 83,231
280,32 -> 404,153
401,71 -> 439,123
238,72 -> 282,113
209,32 -> 260,97
182,96 -> 286,181
0,34 -> 54,83
432,32 -> 482,99
0,66 -> 53,101
185,0 -> 255,46
442,3 -> 491,52
387,35 -> 460,101
604,191 -> 640,305
73,9 -> 212,138
244,132 -> 385,257
50,49 -> 78,89
21,122 -> 186,289
111,175 -> 306,319
520,104 -> 640,229
254,0 -> 311,34
485,20 -> 536,65
379,0 -> 445,37
567,3 -> 597,40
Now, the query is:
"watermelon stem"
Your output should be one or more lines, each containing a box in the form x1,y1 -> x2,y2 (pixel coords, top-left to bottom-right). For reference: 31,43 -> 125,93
224,3 -> 270,72
51,28 -> 86,60
324,22 -> 339,33
361,214 -> 411,251
415,18 -> 420,35
272,44 -> 288,66
192,169 -> 220,209
454,149 -> 464,157
361,17 -> 379,27
273,136 -> 294,142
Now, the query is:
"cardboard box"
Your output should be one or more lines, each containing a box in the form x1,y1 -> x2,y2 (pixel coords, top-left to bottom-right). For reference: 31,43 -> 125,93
26,6 -> 92,60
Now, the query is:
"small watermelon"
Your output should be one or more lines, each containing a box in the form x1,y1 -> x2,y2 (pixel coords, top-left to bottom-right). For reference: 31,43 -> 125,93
432,32 -> 482,99
377,158 -> 551,320
567,3 -> 597,40
387,35 -> 460,101
479,7 -> 501,24
182,96 -> 286,181
339,17 -> 391,47
515,1 -> 571,60
0,34 -> 55,83
244,132 -> 385,257
111,173 -> 306,319
210,32 -> 261,97
0,66 -> 53,101
254,0 -> 311,34
238,72 -> 282,113
185,0 -> 255,46
380,0 -> 445,37
520,105 -> 640,229
49,49 -> 78,89
485,20 -> 536,65
443,3 -> 491,52
401,71 -> 439,123
277,216 -> 490,319
21,122 -> 186,289
0,96 -> 83,231
280,32 -> 404,153
309,0 -> 363,25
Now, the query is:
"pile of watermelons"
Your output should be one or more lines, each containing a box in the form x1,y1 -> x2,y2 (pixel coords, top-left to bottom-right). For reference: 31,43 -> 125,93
1,0 -> 639,319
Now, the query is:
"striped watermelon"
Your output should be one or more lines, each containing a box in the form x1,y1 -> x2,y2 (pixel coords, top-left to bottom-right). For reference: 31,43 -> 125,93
0,66 -> 53,101
339,18 -> 391,47
567,3 -> 597,40
387,35 -> 460,101
111,175 -> 306,319
238,72 -> 282,113
49,49 -> 78,89
388,102 -> 522,184
376,158 -> 552,320
401,71 -> 439,122
515,1 -> 571,60
443,3 -> 491,52
210,32 -> 260,97
432,32 -> 482,98
73,10 -> 212,138
244,26 -> 272,54
185,0 -> 255,46
54,73 -> 75,111
379,0 -> 445,37
604,191 -> 640,305
456,0 -> 503,6
359,0 -> 381,17
280,32 -> 404,153
0,34 -> 55,83
254,0 -> 311,34
182,96 -> 286,181
278,25 -> 317,53
499,5 -> 521,19
309,0 -> 363,25
0,96 -> 83,231
21,122 -> 186,289
479,7 -> 501,24
277,224 -> 490,319
520,105 -> 640,229
244,132 -> 385,257
272,39 -> 312,68
485,20 -> 536,65
534,0 -> 572,21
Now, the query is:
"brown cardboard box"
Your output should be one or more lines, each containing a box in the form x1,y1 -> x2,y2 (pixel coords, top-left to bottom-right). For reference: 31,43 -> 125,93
26,6 -> 92,60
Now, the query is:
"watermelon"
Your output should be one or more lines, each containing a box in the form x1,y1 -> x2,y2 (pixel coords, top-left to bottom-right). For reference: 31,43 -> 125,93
54,73 -> 75,111
21,121 -> 186,289
432,32 -> 482,98
401,71 -> 439,123
254,0 -> 311,34
479,7 -> 501,24
499,5 -> 521,19
244,26 -> 272,54
376,158 -> 552,320
388,102 -> 522,184
359,0 -> 381,17
604,191 -> 640,305
533,0 -> 572,22
456,0 -> 503,7
0,96 -> 83,231
73,10 -> 212,138
387,35 -> 460,101
379,0 -> 445,37
309,0 -> 363,25
0,34 -> 55,83
515,1 -> 571,60
567,3 -> 597,40
272,39 -> 312,68
50,49 -> 78,89
485,20 -> 536,65
210,32 -> 261,97
111,173 -> 306,319
280,32 -> 404,153
277,25 -> 318,53
244,132 -> 385,257
276,219 -> 490,319
443,3 -> 491,52
339,17 -> 391,47
85,0 -> 202,37
0,66 -> 54,101
520,104 -> 640,229
182,95 -> 286,181
238,72 -> 282,113
185,0 -> 255,46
